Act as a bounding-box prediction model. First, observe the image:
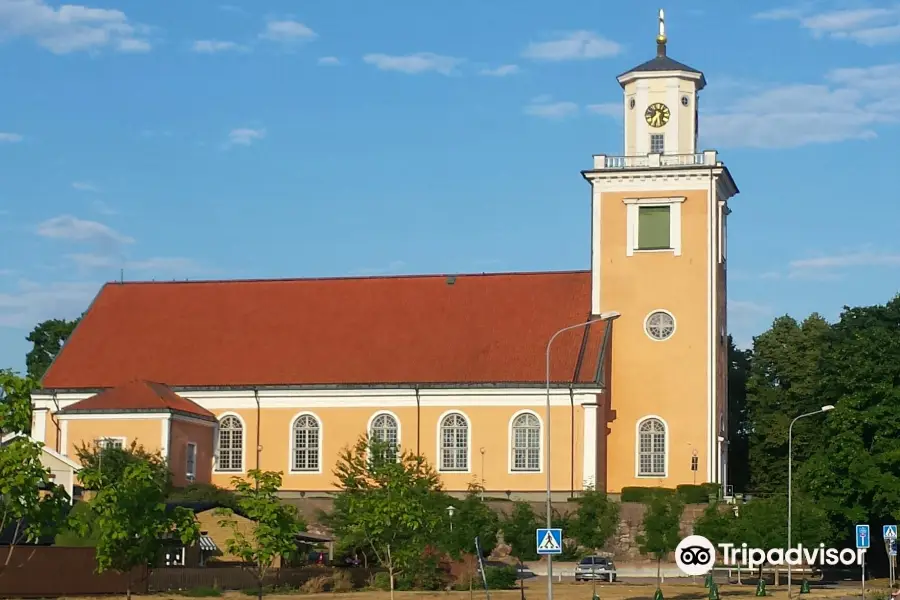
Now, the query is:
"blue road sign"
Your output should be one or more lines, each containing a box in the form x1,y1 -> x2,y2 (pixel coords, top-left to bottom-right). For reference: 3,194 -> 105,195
536,528 -> 563,555
856,525 -> 870,549
884,525 -> 898,539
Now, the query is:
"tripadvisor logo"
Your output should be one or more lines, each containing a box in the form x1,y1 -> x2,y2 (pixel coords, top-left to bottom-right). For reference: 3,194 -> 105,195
675,535 -> 866,576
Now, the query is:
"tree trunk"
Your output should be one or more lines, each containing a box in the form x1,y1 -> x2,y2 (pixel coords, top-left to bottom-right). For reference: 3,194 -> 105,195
126,569 -> 132,600
3,519 -> 22,566
258,576 -> 264,600
387,545 -> 395,600
657,556 -> 662,589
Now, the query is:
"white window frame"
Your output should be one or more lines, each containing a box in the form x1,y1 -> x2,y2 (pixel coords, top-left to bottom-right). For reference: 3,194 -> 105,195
436,410 -> 471,473
624,197 -> 684,257
367,411 -> 401,461
508,410 -> 543,474
635,416 -> 668,478
649,133 -> 665,154
643,309 -> 677,342
214,412 -> 246,474
289,412 -> 323,474
186,442 -> 197,481
96,436 -> 126,450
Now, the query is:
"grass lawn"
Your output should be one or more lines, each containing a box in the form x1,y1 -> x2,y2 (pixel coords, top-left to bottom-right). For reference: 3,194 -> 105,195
104,580 -> 867,600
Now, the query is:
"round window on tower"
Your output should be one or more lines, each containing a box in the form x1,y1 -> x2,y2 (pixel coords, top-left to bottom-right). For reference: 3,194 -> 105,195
644,310 -> 676,341
681,95 -> 690,107
629,98 -> 636,109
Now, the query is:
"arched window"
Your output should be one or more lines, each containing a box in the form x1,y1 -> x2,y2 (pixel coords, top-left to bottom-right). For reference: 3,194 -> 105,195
292,414 -> 320,472
370,413 -> 399,447
637,418 -> 666,477
217,415 -> 243,472
511,412 -> 541,472
439,413 -> 468,471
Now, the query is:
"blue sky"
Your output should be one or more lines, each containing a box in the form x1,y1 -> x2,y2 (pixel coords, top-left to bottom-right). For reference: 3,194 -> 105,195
1,0 -> 899,372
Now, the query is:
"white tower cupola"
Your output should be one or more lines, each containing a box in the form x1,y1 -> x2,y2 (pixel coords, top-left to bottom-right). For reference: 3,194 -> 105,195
617,10 -> 707,157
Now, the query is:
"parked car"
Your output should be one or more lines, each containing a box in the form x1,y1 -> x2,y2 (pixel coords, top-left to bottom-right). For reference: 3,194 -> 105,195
574,556 -> 617,582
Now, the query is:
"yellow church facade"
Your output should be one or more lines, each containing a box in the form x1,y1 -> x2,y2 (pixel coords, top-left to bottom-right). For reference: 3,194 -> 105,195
29,12 -> 738,499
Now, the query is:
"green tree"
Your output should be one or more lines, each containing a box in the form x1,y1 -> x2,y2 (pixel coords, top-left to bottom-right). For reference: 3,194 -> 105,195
25,317 -> 80,381
55,501 -> 100,547
76,459 -> 199,600
501,501 -> 540,561
74,439 -> 171,491
440,482 -> 500,559
0,437 -> 71,569
800,295 -> 900,529
727,336 -> 752,492
746,314 -> 829,493
568,488 -> 620,551
0,369 -> 36,435
216,470 -> 305,600
169,482 -> 240,510
328,436 -> 444,600
693,501 -> 737,547
636,494 -> 683,589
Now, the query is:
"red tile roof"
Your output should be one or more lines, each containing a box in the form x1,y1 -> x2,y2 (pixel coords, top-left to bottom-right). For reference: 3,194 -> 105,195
42,271 -> 609,389
57,380 -> 216,419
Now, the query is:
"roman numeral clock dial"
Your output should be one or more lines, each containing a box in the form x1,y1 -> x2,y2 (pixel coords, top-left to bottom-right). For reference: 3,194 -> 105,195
645,102 -> 670,128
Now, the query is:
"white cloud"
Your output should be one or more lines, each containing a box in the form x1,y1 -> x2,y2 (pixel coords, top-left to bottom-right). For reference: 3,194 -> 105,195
317,56 -> 340,66
523,95 -> 579,119
0,0 -> 152,54
755,5 -> 900,45
522,31 -> 621,61
227,127 -> 266,146
71,181 -> 99,192
0,132 -> 22,143
702,63 -> 900,148
0,280 -> 99,328
260,19 -> 316,43
36,215 -> 132,245
192,39 -> 246,54
363,52 -> 463,75
480,64 -> 519,77
586,102 -> 621,118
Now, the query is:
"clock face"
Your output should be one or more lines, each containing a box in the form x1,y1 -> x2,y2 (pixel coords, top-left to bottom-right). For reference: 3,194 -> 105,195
645,103 -> 670,128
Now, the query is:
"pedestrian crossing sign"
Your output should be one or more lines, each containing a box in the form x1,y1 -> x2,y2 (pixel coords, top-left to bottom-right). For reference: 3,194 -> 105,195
536,528 -> 563,555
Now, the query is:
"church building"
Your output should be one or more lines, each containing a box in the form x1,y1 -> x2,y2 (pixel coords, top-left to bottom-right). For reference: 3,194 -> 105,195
30,12 -> 738,499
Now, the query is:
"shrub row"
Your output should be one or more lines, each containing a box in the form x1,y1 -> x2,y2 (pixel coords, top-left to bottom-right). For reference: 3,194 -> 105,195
620,483 -> 720,504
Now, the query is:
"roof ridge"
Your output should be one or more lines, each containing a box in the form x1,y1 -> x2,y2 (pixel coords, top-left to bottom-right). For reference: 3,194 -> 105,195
102,269 -> 591,286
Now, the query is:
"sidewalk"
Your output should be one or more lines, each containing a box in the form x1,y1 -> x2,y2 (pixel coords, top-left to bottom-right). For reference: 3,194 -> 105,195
523,562 -> 689,579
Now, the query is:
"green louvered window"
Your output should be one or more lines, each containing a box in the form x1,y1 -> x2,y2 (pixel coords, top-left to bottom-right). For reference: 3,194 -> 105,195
637,206 -> 671,250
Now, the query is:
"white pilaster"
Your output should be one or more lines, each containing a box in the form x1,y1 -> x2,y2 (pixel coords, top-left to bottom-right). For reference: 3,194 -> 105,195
582,405 -> 597,489
32,409 -> 47,444
591,181 -> 603,314
60,420 -> 68,457
635,80 -> 650,155
160,415 -> 172,460
666,80 -> 679,154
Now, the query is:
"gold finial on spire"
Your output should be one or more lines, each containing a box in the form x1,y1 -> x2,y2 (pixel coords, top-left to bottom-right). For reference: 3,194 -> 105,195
656,8 -> 667,56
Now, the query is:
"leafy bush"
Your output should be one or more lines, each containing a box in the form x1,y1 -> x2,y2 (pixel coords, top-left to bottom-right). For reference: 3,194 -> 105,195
675,485 -> 708,504
558,540 -> 582,561
483,565 -> 518,589
175,587 -> 222,597
620,486 -> 675,503
331,569 -> 354,592
501,501 -> 540,560
372,571 -> 391,591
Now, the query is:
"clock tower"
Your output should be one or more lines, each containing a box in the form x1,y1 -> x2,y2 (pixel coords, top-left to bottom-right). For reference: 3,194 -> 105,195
581,10 -> 739,494
620,9 -> 705,157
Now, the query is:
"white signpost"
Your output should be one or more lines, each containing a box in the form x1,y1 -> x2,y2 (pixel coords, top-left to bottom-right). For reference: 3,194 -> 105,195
884,525 -> 897,588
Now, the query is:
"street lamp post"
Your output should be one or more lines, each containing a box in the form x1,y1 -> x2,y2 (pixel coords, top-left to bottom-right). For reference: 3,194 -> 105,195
446,505 -> 455,532
545,310 -> 620,600
787,405 -> 834,599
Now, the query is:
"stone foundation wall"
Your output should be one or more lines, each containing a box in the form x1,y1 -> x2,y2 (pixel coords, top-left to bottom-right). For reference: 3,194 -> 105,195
282,497 -> 708,561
